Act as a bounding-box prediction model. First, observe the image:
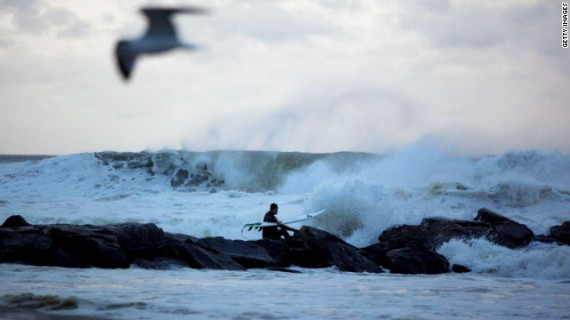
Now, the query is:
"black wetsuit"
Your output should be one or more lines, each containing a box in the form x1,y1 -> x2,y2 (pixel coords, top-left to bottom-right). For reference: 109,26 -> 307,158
262,211 -> 293,240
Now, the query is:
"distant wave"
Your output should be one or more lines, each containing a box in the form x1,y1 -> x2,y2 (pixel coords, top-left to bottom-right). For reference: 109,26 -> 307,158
93,150 -> 380,192
4,149 -> 569,195
0,155 -> 54,163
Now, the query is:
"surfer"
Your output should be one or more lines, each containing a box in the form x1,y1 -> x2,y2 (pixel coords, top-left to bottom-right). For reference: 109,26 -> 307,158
262,203 -> 296,240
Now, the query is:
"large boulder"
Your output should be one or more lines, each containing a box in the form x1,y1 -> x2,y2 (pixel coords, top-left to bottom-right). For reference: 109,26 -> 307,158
1,215 -> 31,228
385,245 -> 450,274
378,218 -> 492,250
475,208 -> 534,248
46,225 -> 130,268
361,241 -> 450,274
360,241 -> 392,268
378,209 -> 535,251
549,221 -> 570,245
105,223 -> 167,260
290,226 -> 383,273
0,223 -> 130,268
195,237 -> 289,268
0,228 -> 57,266
255,239 -> 291,266
451,264 -> 471,273
372,209 -> 538,274
162,234 -> 244,270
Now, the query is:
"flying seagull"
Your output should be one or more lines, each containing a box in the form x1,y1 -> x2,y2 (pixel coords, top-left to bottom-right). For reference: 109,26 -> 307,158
115,7 -> 206,80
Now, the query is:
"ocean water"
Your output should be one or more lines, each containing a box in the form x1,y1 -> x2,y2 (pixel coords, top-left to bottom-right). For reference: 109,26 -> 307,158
1,147 -> 570,319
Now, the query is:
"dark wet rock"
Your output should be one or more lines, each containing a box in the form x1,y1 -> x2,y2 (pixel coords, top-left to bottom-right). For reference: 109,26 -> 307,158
0,218 -> 384,273
533,235 -> 558,244
170,169 -> 189,188
46,225 -> 131,268
163,234 -> 244,270
378,209 -> 535,251
0,215 -> 501,275
0,224 -> 130,268
385,245 -> 450,274
474,208 -> 513,226
1,215 -> 30,228
195,237 -> 289,268
255,239 -> 291,267
378,217 -> 492,250
290,226 -> 383,273
0,216 -> 245,271
549,221 -> 570,245
360,242 -> 392,268
493,223 -> 535,248
451,264 -> 471,273
0,229 -> 56,266
475,208 -> 534,248
105,223 -> 166,260
373,209 -> 537,274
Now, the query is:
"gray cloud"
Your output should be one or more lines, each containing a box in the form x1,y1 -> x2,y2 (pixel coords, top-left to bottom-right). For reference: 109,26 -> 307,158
0,36 -> 15,48
0,0 -> 91,37
175,1 -> 341,45
399,1 -> 557,50
1,0 -> 568,155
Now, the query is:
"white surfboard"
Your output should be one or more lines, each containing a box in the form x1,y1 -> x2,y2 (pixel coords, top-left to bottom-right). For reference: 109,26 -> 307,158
242,209 -> 326,231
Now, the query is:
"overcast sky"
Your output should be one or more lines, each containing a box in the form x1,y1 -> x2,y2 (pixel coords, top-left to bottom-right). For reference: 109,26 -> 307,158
0,0 -> 568,155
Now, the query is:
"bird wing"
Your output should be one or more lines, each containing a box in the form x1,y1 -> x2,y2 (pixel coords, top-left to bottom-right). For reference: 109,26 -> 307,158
141,7 -> 206,39
115,41 -> 136,80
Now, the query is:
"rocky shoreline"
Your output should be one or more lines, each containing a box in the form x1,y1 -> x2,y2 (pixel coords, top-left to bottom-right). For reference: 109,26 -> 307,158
1,209 -> 568,274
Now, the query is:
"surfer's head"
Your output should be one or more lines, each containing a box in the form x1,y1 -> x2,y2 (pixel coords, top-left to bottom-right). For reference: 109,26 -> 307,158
270,203 -> 278,214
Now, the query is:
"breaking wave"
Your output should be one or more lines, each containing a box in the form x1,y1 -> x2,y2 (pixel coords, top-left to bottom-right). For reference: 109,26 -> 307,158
438,239 -> 570,279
